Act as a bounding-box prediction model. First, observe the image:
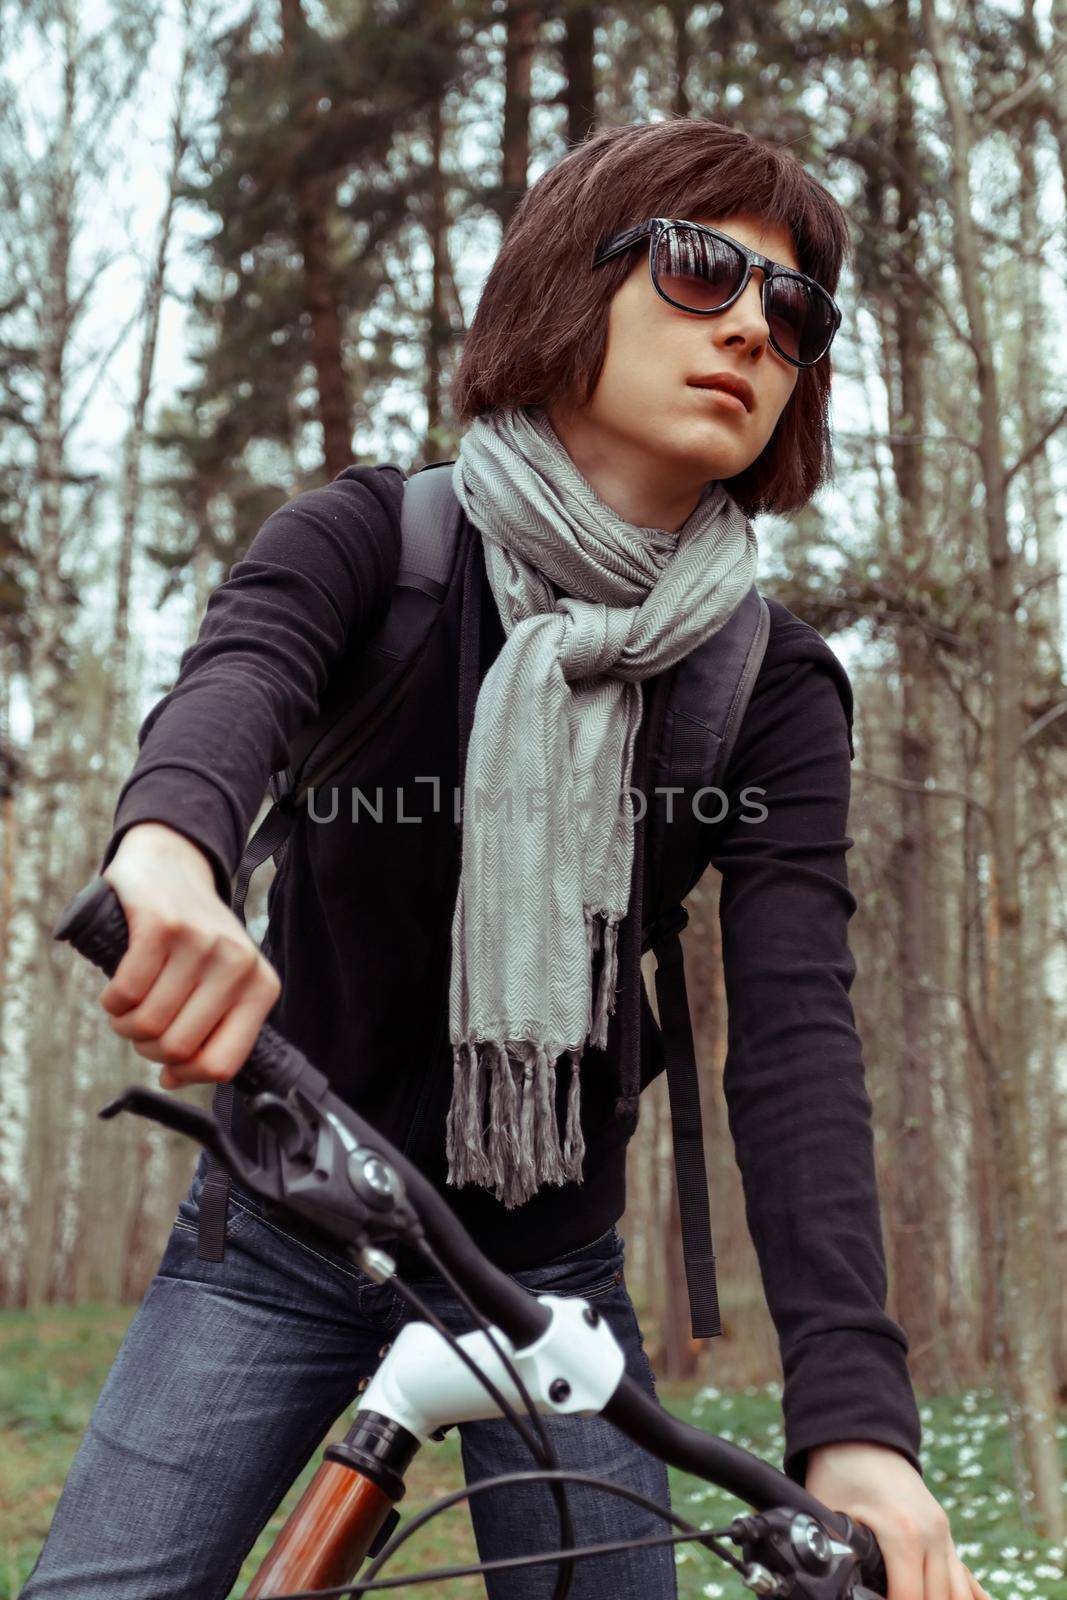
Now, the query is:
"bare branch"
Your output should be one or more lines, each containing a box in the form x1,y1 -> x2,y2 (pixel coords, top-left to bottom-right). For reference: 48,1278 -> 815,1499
1020,698 -> 1067,747
852,764 -> 991,821
982,38 -> 1067,128
62,305 -> 144,444
883,259 -> 976,355
1004,397 -> 1067,485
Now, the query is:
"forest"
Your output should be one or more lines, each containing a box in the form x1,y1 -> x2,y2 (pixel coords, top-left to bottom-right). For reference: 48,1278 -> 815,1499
0,0 -> 1065,1567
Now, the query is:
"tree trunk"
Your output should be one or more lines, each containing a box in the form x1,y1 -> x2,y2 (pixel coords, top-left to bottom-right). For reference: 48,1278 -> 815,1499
920,0 -> 1065,1537
883,0 -> 949,1387
1014,74 -> 1066,1393
424,89 -> 450,462
280,0 -> 351,477
98,0 -> 193,779
500,5 -> 537,231
0,2 -> 78,1305
560,1 -> 598,147
666,0 -> 692,117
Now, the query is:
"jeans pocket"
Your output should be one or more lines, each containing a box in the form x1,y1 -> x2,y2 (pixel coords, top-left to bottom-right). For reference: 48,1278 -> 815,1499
512,1227 -> 626,1301
220,1184 -> 371,1288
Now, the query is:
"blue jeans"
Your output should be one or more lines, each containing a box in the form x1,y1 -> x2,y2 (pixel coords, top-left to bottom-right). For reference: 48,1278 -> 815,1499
21,1152 -> 676,1599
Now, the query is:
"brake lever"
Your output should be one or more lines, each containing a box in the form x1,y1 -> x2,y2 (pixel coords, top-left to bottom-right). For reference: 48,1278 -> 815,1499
100,1078 -> 424,1256
58,865 -> 426,1259
729,1508 -> 887,1598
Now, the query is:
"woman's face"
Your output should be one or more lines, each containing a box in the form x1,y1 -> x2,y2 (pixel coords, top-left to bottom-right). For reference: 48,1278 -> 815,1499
547,211 -> 805,529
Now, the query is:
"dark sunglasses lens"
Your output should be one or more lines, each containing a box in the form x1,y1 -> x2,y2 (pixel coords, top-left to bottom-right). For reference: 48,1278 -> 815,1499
764,275 -> 835,364
654,225 -> 835,364
653,226 -> 744,312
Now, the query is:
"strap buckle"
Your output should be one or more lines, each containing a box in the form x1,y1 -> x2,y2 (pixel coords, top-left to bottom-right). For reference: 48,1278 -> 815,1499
643,902 -> 689,952
268,766 -> 296,811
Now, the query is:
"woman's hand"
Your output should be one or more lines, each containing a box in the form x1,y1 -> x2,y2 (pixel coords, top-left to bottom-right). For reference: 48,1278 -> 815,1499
805,1440 -> 992,1599
100,821 -> 281,1090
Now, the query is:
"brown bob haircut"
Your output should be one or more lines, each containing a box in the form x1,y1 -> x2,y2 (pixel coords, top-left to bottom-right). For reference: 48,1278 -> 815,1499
451,116 -> 852,518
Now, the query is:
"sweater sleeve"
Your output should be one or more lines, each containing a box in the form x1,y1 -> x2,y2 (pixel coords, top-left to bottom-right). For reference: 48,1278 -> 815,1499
99,470 -> 402,905
709,639 -> 922,1487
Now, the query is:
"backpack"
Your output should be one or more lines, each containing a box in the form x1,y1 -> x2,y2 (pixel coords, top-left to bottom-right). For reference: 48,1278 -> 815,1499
200,461 -> 771,1342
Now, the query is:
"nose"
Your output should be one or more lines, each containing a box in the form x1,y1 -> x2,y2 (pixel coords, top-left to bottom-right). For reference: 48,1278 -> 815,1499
713,269 -> 772,357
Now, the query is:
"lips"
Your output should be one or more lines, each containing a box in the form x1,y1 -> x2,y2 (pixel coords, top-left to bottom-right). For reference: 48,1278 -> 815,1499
687,372 -> 755,412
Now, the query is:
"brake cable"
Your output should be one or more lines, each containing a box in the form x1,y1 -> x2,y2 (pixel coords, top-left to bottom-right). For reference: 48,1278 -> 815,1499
244,1469 -> 747,1599
385,1247 -> 580,1600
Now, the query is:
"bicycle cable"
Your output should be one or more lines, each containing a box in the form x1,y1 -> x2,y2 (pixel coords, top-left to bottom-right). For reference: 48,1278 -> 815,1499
383,1238 -> 578,1600
262,1466 -> 748,1600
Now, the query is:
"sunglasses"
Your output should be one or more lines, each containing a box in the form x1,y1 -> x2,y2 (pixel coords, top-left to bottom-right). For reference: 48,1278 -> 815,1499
592,218 -> 842,368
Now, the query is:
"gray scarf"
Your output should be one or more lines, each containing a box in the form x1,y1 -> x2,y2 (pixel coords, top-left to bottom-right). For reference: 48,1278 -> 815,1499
445,404 -> 758,1207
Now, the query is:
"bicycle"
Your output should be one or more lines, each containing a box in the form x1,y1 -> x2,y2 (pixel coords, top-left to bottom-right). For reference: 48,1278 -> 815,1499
54,875 -> 889,1600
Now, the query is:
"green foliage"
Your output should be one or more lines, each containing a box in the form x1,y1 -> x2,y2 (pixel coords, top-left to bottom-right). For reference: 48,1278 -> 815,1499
674,1383 -> 1067,1598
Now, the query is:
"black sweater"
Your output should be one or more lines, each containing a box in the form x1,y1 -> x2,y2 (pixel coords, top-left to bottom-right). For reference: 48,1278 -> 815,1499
100,465 -> 922,1484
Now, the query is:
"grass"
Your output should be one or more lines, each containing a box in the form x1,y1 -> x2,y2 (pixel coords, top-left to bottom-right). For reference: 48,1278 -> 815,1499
1,1306 -> 1064,1598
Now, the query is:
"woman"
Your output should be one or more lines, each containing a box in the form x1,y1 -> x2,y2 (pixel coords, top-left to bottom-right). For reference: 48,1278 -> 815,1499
23,118 -> 986,1600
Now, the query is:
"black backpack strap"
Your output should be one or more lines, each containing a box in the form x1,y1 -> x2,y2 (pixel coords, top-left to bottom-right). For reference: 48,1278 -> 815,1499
196,1081 -> 235,1262
652,904 -> 722,1337
641,587 -> 771,1339
198,463 -> 462,1262
231,780 -> 297,926
230,461 -> 462,927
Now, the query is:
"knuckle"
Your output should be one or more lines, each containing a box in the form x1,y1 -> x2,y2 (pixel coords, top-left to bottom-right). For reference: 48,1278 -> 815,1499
236,941 -> 261,976
926,1507 -> 951,1541
890,1509 -> 919,1544
193,1051 -> 237,1083
159,1037 -> 196,1067
207,932 -> 259,982
112,1012 -> 153,1043
102,981 -> 138,1013
153,911 -> 184,941
134,1008 -> 167,1038
187,925 -> 218,960
257,963 -> 282,999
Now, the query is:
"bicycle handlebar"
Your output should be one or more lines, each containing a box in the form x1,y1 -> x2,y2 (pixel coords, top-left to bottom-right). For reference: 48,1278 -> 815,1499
56,877 -> 553,1345
55,875 -> 888,1596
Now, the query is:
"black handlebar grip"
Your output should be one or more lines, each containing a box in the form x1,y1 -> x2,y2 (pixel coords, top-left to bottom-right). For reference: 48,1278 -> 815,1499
53,877 -> 323,1102
53,877 -> 131,981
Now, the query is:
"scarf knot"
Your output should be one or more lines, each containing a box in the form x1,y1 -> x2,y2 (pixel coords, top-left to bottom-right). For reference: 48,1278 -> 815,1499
554,597 -> 638,680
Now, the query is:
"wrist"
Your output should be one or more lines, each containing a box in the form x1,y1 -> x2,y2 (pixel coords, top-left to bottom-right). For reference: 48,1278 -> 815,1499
111,821 -> 215,883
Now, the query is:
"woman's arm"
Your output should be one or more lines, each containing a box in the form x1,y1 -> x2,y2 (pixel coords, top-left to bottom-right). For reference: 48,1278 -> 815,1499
709,638 -> 921,1485
99,468 -> 402,902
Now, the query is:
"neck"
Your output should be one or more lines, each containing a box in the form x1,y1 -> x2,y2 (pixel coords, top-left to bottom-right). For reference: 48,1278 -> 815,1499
543,404 -> 708,533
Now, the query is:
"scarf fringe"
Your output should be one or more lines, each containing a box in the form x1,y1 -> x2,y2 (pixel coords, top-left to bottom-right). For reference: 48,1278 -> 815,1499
590,913 -> 620,1051
446,905 -> 617,1207
444,1041 -> 468,1184
446,1039 -> 588,1208
488,1042 -> 519,1196
563,1048 -> 585,1175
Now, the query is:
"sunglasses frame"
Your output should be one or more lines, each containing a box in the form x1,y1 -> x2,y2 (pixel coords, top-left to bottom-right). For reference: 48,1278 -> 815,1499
591,217 -> 842,368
